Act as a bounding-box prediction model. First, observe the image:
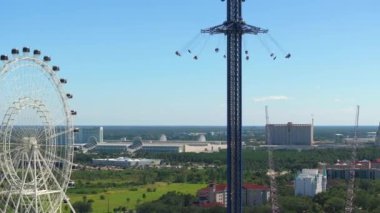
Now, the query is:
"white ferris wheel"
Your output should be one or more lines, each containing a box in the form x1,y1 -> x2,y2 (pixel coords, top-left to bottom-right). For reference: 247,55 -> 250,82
0,48 -> 77,212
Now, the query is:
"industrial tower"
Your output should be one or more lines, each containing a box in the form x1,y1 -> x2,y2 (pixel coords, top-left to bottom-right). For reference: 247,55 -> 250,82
376,122 -> 380,145
201,1 -> 268,212
265,106 -> 280,213
345,105 -> 360,213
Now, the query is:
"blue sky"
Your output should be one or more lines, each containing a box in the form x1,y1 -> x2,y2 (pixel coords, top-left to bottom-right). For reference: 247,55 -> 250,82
0,0 -> 379,125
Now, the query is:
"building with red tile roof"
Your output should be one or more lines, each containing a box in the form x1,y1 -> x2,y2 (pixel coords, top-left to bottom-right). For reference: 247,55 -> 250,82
325,159 -> 380,180
195,183 -> 270,208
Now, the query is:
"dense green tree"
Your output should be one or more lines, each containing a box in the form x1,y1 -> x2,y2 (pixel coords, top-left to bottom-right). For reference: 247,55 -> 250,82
72,200 -> 93,213
137,191 -> 275,213
244,205 -> 271,213
280,196 -> 315,213
324,197 -> 345,213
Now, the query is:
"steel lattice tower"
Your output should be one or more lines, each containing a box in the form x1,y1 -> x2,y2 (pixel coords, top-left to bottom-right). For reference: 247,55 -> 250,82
376,122 -> 380,145
345,105 -> 360,213
201,1 -> 268,212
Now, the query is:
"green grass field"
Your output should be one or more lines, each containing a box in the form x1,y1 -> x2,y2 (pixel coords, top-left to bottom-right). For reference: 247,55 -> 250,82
64,182 -> 206,213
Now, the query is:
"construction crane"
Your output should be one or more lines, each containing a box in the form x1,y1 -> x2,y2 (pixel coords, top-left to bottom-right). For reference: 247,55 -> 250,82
376,122 -> 380,145
345,105 -> 360,213
265,106 -> 281,213
265,105 -> 270,125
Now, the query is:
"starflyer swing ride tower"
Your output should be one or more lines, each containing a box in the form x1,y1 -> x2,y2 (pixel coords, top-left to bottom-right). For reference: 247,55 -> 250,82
176,1 -> 290,212
201,1 -> 268,211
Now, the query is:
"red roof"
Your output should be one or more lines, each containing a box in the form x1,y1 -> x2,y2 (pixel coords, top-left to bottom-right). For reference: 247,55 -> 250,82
373,158 -> 380,163
198,184 -> 227,195
198,183 -> 269,195
243,183 -> 270,191
215,184 -> 227,191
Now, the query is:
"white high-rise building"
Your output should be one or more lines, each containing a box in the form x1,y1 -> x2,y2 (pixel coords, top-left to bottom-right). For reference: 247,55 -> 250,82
295,169 -> 327,197
99,127 -> 104,143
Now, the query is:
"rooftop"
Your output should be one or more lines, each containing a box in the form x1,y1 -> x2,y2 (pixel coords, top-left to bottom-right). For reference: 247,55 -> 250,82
198,183 -> 269,194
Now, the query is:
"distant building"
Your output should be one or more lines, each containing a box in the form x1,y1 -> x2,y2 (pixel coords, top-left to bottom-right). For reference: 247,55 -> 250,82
343,137 -> 374,144
75,127 -> 102,144
326,159 -> 380,180
91,143 -> 128,153
183,143 -> 226,153
335,134 -> 344,143
92,157 -> 161,168
159,134 -> 167,142
81,127 -> 226,154
141,144 -> 184,153
295,169 -> 327,197
367,132 -> 377,139
86,140 -> 226,154
127,137 -> 143,153
196,183 -> 270,207
198,134 -> 207,142
373,158 -> 380,169
99,127 -> 104,143
266,122 -> 313,145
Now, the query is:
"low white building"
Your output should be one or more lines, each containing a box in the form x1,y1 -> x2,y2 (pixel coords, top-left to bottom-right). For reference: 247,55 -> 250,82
295,169 -> 327,197
92,157 -> 161,168
86,140 -> 226,154
80,129 -> 227,154
184,143 -> 226,153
